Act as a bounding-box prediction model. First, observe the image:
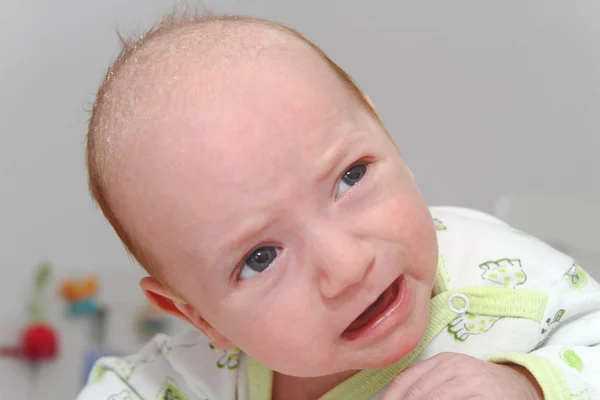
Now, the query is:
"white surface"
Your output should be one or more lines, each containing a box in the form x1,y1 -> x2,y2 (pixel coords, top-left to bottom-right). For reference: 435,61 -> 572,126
1,0 -> 599,398
494,191 -> 600,279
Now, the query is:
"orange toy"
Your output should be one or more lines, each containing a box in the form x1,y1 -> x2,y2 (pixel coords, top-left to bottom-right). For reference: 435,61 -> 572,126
60,276 -> 101,316
60,276 -> 98,303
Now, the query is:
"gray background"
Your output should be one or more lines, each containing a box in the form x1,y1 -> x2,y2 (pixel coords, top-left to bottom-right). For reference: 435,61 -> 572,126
1,1 -> 598,398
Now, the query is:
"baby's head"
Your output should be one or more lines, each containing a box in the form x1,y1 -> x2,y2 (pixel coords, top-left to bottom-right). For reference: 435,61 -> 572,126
87,14 -> 438,377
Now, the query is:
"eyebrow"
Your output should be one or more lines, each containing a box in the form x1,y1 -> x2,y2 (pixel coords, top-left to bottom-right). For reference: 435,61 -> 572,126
315,132 -> 368,184
212,215 -> 274,269
314,136 -> 354,183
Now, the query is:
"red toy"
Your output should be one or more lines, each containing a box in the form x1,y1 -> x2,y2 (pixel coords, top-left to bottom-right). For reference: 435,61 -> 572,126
0,263 -> 59,362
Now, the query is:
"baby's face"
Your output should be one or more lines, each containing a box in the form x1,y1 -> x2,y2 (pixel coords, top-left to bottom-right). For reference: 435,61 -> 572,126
112,50 -> 438,377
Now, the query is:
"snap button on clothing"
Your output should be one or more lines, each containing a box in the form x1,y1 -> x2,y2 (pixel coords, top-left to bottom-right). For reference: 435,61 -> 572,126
448,293 -> 470,314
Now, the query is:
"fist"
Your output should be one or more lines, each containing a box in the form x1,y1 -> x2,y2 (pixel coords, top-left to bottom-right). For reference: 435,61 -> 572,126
382,353 -> 543,400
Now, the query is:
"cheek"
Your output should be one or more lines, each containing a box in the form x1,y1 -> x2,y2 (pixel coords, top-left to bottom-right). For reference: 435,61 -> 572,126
212,287 -> 334,375
365,183 -> 437,278
396,199 -> 438,279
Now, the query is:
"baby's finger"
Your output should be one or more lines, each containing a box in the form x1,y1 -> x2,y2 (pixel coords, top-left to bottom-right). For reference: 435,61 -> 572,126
416,378 -> 480,400
398,359 -> 463,400
381,354 -> 449,400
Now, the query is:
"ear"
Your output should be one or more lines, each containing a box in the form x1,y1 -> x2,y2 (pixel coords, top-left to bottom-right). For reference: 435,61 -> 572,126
139,277 -> 235,349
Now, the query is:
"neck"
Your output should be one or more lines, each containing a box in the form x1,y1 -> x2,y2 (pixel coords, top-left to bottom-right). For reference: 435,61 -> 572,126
272,369 -> 358,400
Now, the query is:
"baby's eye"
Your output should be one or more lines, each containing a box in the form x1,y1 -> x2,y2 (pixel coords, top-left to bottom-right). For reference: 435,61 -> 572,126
337,164 -> 367,197
239,246 -> 280,280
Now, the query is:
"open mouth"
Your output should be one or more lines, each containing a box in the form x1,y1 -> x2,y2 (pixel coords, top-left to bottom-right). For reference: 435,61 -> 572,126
342,276 -> 402,337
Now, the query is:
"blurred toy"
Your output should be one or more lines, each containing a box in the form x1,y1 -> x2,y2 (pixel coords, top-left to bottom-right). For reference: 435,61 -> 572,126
0,262 -> 59,362
58,273 -> 120,384
136,301 -> 170,341
60,275 -> 101,316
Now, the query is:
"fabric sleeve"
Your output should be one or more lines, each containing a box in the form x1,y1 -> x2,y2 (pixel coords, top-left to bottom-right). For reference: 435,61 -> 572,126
74,330 -> 239,400
76,367 -> 143,400
490,262 -> 600,400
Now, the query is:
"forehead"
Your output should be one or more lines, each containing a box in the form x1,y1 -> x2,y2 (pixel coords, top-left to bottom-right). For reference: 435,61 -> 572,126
120,47 -> 363,183
195,65 -> 359,174
116,38 -> 360,165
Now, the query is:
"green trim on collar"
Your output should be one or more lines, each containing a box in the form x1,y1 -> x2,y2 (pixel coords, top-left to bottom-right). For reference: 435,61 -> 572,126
433,254 -> 450,295
247,356 -> 273,400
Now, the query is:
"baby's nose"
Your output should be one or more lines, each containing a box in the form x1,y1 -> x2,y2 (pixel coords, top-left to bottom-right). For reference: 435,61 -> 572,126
313,229 -> 374,299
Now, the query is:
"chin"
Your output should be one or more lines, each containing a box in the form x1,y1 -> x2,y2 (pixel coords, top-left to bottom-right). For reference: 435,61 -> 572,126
363,303 -> 429,370
379,333 -> 422,368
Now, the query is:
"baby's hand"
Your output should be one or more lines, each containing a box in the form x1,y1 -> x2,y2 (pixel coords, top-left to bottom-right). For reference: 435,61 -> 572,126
382,353 -> 544,400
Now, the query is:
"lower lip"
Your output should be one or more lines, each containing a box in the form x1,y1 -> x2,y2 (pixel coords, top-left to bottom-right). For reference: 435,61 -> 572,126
341,275 -> 412,342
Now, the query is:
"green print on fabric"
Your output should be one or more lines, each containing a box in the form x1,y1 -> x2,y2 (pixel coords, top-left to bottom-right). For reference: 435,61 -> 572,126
480,259 -> 527,288
108,390 -> 135,400
159,377 -> 189,400
160,342 -> 173,358
209,344 -> 241,370
541,309 -> 565,335
570,389 -> 590,399
89,365 -> 111,384
564,264 -> 588,290
560,349 -> 584,372
90,360 -> 135,384
448,313 -> 500,341
113,359 -> 136,381
534,309 -> 566,349
433,218 -> 447,231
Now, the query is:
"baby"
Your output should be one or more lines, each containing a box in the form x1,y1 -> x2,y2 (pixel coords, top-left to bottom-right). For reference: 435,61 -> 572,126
77,13 -> 600,400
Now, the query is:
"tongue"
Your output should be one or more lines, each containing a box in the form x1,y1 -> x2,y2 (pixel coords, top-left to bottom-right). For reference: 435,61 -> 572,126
345,293 -> 389,333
